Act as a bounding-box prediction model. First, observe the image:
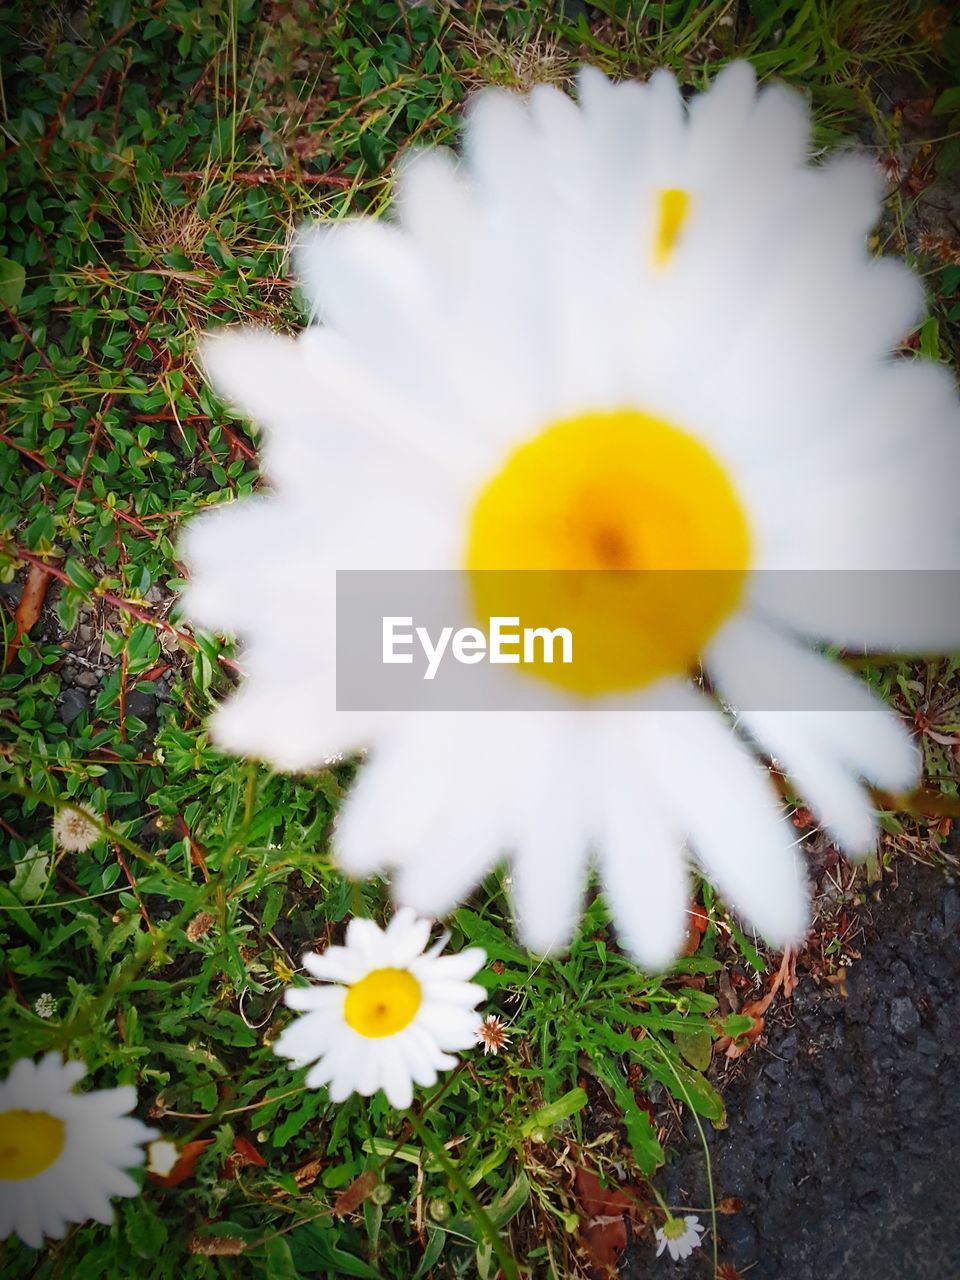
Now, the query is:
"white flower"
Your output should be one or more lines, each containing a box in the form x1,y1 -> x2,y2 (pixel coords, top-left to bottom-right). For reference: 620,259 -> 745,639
33,994 -> 56,1020
655,1214 -> 705,1261
145,1139 -> 179,1177
181,61 -> 960,969
52,803 -> 100,853
0,1054 -> 156,1248
273,909 -> 485,1108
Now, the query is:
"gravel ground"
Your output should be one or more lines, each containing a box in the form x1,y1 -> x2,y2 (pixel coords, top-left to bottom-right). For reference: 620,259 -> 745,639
629,857 -> 960,1280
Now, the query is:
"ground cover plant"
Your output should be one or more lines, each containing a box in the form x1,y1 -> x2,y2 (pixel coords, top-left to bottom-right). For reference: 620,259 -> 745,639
2,1 -> 960,1276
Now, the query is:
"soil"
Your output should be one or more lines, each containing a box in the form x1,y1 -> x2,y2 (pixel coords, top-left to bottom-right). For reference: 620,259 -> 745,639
625,856 -> 960,1280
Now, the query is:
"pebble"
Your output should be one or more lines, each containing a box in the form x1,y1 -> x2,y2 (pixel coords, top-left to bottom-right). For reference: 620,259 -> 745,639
889,996 -> 920,1039
125,690 -> 157,721
58,688 -> 89,726
74,669 -> 100,689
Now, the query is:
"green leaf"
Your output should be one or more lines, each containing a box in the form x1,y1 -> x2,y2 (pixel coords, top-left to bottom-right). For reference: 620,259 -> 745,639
0,256 -> 25,307
933,86 -> 960,115
674,1028 -> 713,1071
65,558 -> 98,591
448,1172 -> 531,1242
123,1197 -> 168,1258
264,1236 -> 298,1280
412,1228 -> 446,1277
936,137 -> 960,178
919,315 -> 941,361
520,1087 -> 588,1137
726,918 -> 766,972
720,1013 -> 757,1038
588,1044 -> 663,1174
11,847 -> 50,903
648,1053 -> 725,1125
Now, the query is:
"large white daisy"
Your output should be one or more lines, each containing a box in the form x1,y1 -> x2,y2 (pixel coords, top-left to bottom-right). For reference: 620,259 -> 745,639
0,1054 -> 155,1248
181,61 -> 960,968
273,908 -> 485,1109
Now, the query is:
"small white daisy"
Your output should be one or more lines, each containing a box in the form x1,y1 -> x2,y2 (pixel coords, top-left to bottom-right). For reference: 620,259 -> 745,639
181,61 -> 960,969
32,994 -> 56,1020
655,1214 -> 705,1262
52,803 -> 100,853
0,1054 -> 156,1248
273,908 -> 485,1109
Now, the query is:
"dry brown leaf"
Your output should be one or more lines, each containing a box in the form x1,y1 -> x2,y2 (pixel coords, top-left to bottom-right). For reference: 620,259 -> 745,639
717,1195 -> 744,1215
188,1234 -> 247,1256
583,1217 -> 627,1273
293,1157 -> 323,1189
222,1135 -> 267,1177
333,1169 -> 378,1217
574,1165 -> 644,1277
723,948 -> 798,1059
149,1139 -> 212,1187
5,562 -> 52,670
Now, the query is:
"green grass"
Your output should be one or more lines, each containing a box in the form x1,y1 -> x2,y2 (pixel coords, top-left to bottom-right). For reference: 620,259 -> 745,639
1,1 -> 959,1276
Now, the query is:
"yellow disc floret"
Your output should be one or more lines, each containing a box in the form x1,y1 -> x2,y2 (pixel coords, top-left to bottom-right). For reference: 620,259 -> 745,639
465,409 -> 750,696
343,968 -> 422,1038
0,1109 -> 66,1180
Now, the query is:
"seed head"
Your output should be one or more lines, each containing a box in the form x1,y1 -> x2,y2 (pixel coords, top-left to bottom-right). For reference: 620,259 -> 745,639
52,803 -> 100,852
475,1014 -> 511,1056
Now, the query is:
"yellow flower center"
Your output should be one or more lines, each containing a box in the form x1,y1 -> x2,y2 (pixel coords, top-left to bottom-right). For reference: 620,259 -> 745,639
662,1216 -> 688,1241
465,409 -> 750,697
343,968 -> 422,1038
0,1109 -> 66,1180
653,188 -> 691,266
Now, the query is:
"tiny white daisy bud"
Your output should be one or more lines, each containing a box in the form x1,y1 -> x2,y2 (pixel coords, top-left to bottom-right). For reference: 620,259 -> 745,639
475,1014 -> 510,1056
146,1138 -> 180,1177
52,803 -> 100,853
33,992 -> 56,1019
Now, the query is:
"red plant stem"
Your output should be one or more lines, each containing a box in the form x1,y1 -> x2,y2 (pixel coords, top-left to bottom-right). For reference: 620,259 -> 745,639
113,837 -> 152,929
38,13 -> 145,158
2,301 -> 55,372
4,544 -> 241,674
0,430 -> 158,539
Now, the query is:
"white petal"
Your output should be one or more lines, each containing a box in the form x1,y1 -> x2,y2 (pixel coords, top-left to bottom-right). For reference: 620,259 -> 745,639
416,1004 -> 482,1051
636,684 -> 809,947
344,917 -> 390,967
415,947 -> 486,983
709,614 -> 919,791
595,727 -> 690,969
274,1011 -> 341,1065
380,1055 -> 414,1109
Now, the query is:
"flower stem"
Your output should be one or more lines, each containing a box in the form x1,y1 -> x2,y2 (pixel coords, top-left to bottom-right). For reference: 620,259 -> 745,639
406,1109 -> 519,1280
647,1179 -> 675,1223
